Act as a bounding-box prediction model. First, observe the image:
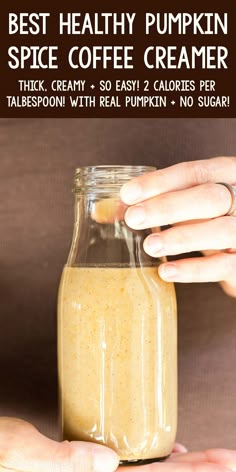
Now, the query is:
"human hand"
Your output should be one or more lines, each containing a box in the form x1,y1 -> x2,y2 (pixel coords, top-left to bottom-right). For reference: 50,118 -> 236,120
0,417 -> 119,472
120,446 -> 236,471
120,157 -> 236,297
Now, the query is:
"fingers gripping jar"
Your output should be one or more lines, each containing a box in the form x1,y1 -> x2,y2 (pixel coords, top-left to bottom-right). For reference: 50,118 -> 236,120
58,166 -> 177,465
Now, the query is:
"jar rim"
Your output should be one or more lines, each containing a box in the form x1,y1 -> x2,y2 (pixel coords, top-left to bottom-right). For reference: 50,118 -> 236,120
75,165 -> 156,172
74,165 -> 156,193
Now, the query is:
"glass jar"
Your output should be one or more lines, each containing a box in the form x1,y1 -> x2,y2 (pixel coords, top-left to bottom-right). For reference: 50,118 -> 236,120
58,165 -> 177,465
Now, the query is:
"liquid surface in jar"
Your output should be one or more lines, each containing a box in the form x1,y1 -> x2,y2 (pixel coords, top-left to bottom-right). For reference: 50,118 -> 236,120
58,265 -> 177,461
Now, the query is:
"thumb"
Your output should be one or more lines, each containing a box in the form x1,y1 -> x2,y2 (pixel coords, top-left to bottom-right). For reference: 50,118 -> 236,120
0,417 -> 119,472
50,440 -> 119,472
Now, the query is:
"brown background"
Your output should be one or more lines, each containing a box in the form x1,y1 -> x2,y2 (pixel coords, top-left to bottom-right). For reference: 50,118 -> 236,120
0,118 -> 236,450
0,0 -> 235,117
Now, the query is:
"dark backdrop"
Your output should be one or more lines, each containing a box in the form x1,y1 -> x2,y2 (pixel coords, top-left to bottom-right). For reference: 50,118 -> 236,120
0,118 -> 236,450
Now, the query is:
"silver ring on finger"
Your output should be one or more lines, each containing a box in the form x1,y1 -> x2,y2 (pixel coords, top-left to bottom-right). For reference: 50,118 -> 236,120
217,182 -> 236,216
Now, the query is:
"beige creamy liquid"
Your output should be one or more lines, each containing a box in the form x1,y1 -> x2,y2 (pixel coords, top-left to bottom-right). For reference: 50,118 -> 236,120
58,266 -> 177,461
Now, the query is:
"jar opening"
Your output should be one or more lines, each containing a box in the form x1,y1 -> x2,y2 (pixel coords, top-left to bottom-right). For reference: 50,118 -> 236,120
74,165 -> 156,193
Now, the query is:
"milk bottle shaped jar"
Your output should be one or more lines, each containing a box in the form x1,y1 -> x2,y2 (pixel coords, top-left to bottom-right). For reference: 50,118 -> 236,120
58,165 -> 177,464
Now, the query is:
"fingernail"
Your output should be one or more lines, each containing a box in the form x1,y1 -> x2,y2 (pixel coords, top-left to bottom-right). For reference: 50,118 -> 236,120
125,205 -> 146,227
94,450 -> 119,472
120,182 -> 142,204
145,235 -> 163,255
159,263 -> 178,280
173,443 -> 188,453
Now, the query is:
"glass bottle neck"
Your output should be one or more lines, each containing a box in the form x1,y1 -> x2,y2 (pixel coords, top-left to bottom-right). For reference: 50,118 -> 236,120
73,165 -> 156,195
67,165 -> 162,268
67,192 -> 161,268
